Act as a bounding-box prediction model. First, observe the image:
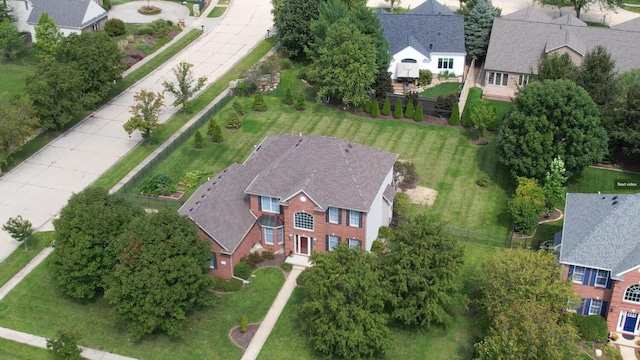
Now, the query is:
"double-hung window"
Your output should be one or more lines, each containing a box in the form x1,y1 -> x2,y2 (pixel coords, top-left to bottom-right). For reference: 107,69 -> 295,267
518,74 -> 530,87
264,228 -> 275,245
328,207 -> 340,224
347,210 -> 362,227
348,238 -> 362,248
488,72 -> 509,86
437,58 -> 454,69
327,235 -> 340,251
589,299 -> 603,315
595,269 -> 609,287
260,196 -> 280,213
210,252 -> 217,269
572,266 -> 586,283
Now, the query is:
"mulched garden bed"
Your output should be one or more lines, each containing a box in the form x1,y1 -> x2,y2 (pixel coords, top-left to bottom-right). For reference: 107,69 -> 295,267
120,30 -> 181,69
230,323 -> 261,349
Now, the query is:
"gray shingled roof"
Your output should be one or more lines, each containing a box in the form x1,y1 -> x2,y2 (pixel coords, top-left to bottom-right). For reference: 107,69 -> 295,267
27,0 -> 107,29
485,7 -> 640,75
376,0 -> 465,56
559,193 -> 640,280
180,134 -> 397,254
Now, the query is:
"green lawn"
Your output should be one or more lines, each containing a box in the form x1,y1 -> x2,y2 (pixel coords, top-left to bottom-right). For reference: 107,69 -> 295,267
585,21 -> 610,28
420,82 -> 462,99
208,6 -> 227,17
0,338 -> 49,360
486,99 -> 512,124
259,243 -> 498,360
0,232 -> 53,287
568,167 -> 640,194
0,49 -> 38,96
0,262 -> 285,359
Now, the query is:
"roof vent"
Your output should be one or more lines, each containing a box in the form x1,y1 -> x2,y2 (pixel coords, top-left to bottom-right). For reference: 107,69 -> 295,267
348,144 -> 353,148
613,201 -> 619,205
612,195 -> 618,200
602,196 -> 606,200
345,148 -> 350,153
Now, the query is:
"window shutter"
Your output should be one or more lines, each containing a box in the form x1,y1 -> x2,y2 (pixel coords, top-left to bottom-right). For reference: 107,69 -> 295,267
585,299 -> 592,315
583,268 -> 591,286
576,298 -> 584,314
601,301 -> 608,317
258,196 -> 262,211
568,265 -> 574,280
279,204 -> 283,214
326,209 -> 330,222
358,212 -> 363,228
589,269 -> 597,286
346,211 -> 351,226
338,209 -> 342,224
337,236 -> 341,243
606,275 -> 613,289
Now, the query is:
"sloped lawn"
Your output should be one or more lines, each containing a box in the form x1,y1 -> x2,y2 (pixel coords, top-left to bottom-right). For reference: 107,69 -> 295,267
0,261 -> 285,360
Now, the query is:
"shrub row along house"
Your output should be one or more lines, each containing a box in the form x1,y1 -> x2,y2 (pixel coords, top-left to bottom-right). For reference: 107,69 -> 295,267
482,7 -> 640,100
179,134 -> 398,279
560,193 -> 640,335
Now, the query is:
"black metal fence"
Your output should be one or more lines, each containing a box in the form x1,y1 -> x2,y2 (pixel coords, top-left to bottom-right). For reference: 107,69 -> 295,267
444,226 -> 512,248
116,93 -> 233,196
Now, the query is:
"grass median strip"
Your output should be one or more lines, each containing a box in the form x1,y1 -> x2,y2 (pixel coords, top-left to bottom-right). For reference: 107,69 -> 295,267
0,232 -> 53,288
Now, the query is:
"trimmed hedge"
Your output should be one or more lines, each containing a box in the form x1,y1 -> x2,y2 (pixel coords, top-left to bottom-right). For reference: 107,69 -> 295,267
570,314 -> 609,342
450,102 -> 460,126
234,261 -> 252,280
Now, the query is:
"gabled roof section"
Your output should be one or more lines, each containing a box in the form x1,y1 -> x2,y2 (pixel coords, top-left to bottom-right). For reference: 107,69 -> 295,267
376,0 -> 465,56
409,0 -> 455,15
559,193 -> 640,280
551,14 -> 587,27
544,30 -> 586,56
612,17 -> 640,31
245,134 -> 397,212
502,7 -> 554,23
27,0 -> 107,29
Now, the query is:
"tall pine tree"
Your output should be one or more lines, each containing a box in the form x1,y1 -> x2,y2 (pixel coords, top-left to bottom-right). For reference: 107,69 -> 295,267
464,0 -> 499,59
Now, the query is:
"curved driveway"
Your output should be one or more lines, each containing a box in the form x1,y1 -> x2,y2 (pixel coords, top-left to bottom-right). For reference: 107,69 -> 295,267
0,0 -> 272,261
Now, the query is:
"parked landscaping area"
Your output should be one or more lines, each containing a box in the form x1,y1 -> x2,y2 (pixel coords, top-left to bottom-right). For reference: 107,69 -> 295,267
0,262 -> 285,359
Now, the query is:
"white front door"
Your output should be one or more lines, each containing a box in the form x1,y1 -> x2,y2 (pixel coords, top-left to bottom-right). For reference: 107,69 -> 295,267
295,235 -> 310,256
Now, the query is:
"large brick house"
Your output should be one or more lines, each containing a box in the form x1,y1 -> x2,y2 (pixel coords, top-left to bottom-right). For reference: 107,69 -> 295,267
179,134 -> 398,279
560,193 -> 640,335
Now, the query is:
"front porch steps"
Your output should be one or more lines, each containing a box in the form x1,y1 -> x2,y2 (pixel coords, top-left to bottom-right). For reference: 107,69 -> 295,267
285,254 -> 312,268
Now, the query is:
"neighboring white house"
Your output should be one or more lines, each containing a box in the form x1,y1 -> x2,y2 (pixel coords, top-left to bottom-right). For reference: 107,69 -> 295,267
10,0 -> 107,41
376,0 -> 466,81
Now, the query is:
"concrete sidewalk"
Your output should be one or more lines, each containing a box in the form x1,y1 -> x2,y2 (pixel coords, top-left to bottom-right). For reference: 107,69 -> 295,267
241,266 -> 303,360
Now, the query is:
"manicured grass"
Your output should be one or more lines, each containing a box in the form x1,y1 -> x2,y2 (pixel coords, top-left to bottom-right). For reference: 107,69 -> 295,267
585,21 -> 610,28
0,338 -> 49,360
486,99 -> 512,124
420,82 -> 462,99
0,48 -> 38,96
92,36 -> 277,191
568,167 -> 640,194
259,243 -> 498,360
208,6 -> 227,17
0,232 -> 53,287
4,30 -> 202,175
0,261 -> 285,359
621,5 -> 640,13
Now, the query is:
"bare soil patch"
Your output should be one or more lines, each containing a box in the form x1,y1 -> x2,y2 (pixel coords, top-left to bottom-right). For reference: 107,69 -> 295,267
229,323 -> 260,349
403,186 -> 438,206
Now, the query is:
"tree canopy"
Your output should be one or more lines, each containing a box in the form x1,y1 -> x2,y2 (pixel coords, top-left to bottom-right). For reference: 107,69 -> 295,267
299,243 -> 390,359
609,69 -> 640,156
509,177 -> 546,234
162,61 -> 207,112
123,89 -> 164,144
464,0 -> 499,59
383,214 -> 464,326
577,45 -> 618,110
105,210 -> 213,340
496,79 -> 608,180
535,0 -> 622,19
273,0 -> 325,57
34,12 -> 63,62
536,52 -> 578,82
50,187 -> 144,300
0,93 -> 38,174
0,18 -> 24,61
307,20 -> 377,107
2,215 -> 35,250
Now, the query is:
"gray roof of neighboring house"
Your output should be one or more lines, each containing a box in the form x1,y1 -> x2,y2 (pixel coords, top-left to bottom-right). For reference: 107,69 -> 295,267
484,7 -> 640,75
27,0 -> 107,29
376,0 -> 465,57
180,134 -> 397,254
559,193 -> 640,280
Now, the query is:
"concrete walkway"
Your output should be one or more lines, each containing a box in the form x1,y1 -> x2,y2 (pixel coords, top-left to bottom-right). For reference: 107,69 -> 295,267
0,0 -> 273,262
241,266 -> 304,360
0,247 -> 52,300
621,346 -> 638,360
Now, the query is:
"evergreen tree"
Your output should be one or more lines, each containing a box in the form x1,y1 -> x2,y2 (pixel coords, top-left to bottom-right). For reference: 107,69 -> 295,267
194,130 -> 203,149
450,102 -> 460,125
252,92 -> 268,111
404,99 -> 415,118
577,45 -> 618,110
537,52 -> 578,82
371,100 -> 380,117
209,119 -> 224,143
364,100 -> 372,114
381,98 -> 391,116
226,110 -> 242,129
414,102 -> 424,121
464,0 -> 499,59
294,92 -> 306,110
372,69 -> 394,102
393,98 -> 403,119
283,86 -> 294,105
233,100 -> 245,116
34,12 -> 63,62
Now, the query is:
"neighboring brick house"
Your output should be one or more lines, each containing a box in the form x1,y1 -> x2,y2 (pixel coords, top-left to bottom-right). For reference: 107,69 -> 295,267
10,0 -> 108,39
178,134 -> 398,279
376,0 -> 466,83
559,193 -> 640,335
482,7 -> 640,101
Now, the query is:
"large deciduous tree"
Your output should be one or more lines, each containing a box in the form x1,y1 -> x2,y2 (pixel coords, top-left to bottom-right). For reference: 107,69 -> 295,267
26,62 -> 83,129
307,20 -> 377,108
383,214 -> 464,326
50,187 -> 144,300
59,31 -> 124,106
609,69 -> 640,156
496,79 -> 608,180
0,18 -> 24,61
577,45 -> 618,110
0,93 -> 38,174
273,0 -> 325,57
536,52 -> 578,81
34,12 -> 63,62
105,210 -> 213,341
535,0 -> 622,19
464,0 -> 499,59
123,89 -> 164,144
162,61 -> 207,112
299,243 -> 391,359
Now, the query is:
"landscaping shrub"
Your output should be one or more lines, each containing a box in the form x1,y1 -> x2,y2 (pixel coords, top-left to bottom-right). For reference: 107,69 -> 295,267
294,93 -> 306,111
252,92 -> 268,111
371,100 -> 380,117
296,270 -> 310,286
211,277 -> 243,292
418,69 -> 433,86
239,314 -> 248,333
149,19 -> 173,37
394,161 -> 419,189
104,18 -> 125,37
47,330 -> 81,360
450,102 -> 460,125
180,170 -> 203,188
234,261 -> 252,280
280,58 -> 293,69
281,262 -> 293,271
283,86 -> 294,105
242,252 -> 263,268
435,93 -> 458,117
194,130 -> 204,149
235,81 -> 257,97
509,177 -> 545,234
371,240 -> 385,254
570,314 -> 609,342
414,102 -> 424,121
364,100 -> 372,114
232,100 -> 244,116
404,99 -> 415,118
476,173 -> 490,187
226,110 -> 242,129
102,0 -> 111,10
136,26 -> 154,36
207,118 -> 224,143
487,105 -> 499,131
261,250 -> 275,260
393,192 -> 411,224
141,174 -> 175,196
377,226 -> 393,240
381,98 -> 391,116
393,98 -> 403,119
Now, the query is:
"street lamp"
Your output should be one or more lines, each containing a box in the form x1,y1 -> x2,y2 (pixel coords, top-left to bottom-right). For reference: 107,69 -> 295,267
267,29 -> 270,37
201,25 -> 204,33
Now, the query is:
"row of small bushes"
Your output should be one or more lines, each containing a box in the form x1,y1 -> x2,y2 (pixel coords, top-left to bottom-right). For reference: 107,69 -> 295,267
364,98 -> 424,122
241,250 -> 276,268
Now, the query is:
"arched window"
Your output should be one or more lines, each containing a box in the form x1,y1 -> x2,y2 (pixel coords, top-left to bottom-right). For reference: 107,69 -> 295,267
624,284 -> 640,303
294,212 -> 314,231
401,58 -> 417,63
